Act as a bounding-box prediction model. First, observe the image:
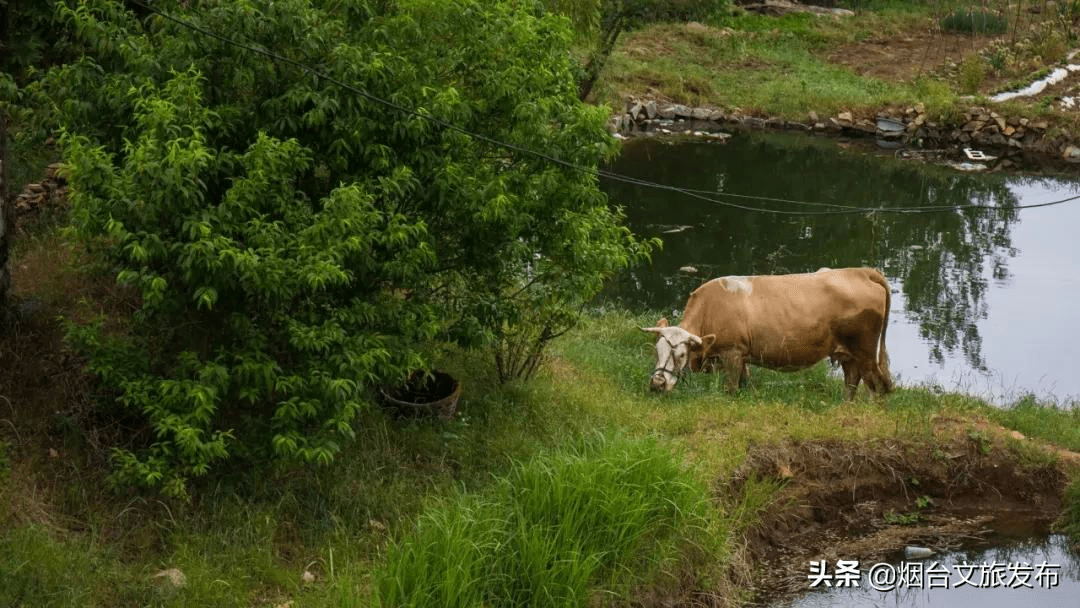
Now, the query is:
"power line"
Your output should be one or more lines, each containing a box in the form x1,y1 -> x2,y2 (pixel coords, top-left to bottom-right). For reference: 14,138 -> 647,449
126,0 -> 1080,218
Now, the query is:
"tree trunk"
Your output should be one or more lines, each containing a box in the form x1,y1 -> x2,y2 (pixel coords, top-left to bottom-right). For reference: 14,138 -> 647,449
577,13 -> 624,101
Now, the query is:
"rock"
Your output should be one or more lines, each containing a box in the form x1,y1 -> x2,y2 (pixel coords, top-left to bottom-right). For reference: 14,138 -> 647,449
679,265 -> 699,274
691,107 -> 712,120
658,105 -> 676,119
708,109 -> 725,122
837,111 -> 853,124
672,104 -> 693,119
152,568 -> 187,589
302,570 -> 316,584
1062,145 -> 1080,162
904,546 -> 935,559
644,100 -> 657,119
628,101 -> 643,121
808,110 -> 819,122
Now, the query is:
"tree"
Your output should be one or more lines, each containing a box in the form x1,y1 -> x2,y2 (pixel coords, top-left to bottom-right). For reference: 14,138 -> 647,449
544,0 -> 734,100
43,0 -> 653,496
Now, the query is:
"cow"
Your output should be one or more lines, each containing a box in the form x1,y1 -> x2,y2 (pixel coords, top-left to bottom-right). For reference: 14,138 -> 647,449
640,267 -> 893,399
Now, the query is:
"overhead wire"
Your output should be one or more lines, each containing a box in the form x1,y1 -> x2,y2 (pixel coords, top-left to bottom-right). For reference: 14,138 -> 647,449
126,0 -> 1080,218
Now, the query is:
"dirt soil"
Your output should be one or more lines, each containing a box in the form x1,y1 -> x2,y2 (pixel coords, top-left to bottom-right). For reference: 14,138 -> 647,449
827,31 -> 1005,85
721,418 -> 1080,604
826,27 -> 1080,112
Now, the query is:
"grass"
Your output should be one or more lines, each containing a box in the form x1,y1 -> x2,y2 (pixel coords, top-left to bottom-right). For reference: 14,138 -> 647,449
2,285 -> 1079,606
3,216 -> 1080,606
592,11 -> 932,118
987,394 -> 1080,453
369,435 -> 717,607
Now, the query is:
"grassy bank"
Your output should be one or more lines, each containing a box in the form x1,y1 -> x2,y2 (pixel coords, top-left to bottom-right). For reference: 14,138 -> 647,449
4,226 -> 1079,607
588,0 -> 1079,129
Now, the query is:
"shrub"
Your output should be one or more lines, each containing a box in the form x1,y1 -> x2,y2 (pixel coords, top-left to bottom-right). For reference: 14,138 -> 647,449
940,10 -> 1008,36
44,0 -> 655,496
958,55 -> 986,95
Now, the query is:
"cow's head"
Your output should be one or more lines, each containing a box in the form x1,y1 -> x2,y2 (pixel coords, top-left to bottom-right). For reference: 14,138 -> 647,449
640,318 -> 716,392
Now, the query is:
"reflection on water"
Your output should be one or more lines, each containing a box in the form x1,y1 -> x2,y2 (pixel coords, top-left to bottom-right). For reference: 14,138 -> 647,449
772,534 -> 1080,608
601,132 -> 1080,402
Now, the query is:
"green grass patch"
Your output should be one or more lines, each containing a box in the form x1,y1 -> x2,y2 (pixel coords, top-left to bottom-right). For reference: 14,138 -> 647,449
986,394 -> 1080,453
369,434 -> 718,607
594,19 -> 924,118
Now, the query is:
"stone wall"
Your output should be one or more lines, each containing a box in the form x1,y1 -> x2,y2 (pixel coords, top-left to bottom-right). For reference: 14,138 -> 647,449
611,98 -> 1079,165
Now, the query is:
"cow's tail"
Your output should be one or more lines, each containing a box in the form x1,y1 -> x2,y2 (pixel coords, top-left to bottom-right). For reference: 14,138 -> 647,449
869,268 -> 894,393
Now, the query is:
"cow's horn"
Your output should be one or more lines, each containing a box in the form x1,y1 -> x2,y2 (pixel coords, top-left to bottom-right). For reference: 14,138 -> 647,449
639,327 -> 663,334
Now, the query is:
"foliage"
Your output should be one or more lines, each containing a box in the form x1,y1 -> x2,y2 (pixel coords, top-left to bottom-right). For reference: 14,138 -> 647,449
41,0 -> 653,495
1060,476 -> 1080,542
958,54 -> 986,95
372,435 -> 710,607
940,9 -> 1008,36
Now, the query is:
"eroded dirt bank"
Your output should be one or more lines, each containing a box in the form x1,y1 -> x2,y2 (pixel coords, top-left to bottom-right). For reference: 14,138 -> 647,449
719,418 -> 1077,604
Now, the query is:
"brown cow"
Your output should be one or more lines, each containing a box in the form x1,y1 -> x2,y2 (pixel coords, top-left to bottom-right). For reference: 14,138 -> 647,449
640,267 -> 893,399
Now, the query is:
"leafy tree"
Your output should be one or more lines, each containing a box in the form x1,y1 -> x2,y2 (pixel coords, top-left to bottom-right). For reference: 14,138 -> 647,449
41,0 -> 654,496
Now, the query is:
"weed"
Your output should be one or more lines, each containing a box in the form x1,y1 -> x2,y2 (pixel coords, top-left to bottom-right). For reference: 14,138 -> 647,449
940,10 -> 1007,36
958,55 -> 986,95
1059,477 -> 1080,542
967,429 -> 992,456
883,509 -> 921,525
370,435 -> 715,607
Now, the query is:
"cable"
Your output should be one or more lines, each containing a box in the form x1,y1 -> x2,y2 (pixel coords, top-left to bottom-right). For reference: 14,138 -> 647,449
127,0 -> 1080,218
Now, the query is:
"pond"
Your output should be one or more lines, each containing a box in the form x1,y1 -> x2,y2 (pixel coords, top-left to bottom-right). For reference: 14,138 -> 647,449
601,132 -> 1080,405
770,533 -> 1080,608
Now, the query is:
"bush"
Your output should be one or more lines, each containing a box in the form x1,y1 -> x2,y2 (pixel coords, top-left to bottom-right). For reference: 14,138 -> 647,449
42,0 -> 654,496
958,55 -> 986,95
940,10 -> 1008,36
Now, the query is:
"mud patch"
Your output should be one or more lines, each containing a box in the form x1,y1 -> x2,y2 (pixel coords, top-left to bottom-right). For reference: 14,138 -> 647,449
723,426 -> 1072,602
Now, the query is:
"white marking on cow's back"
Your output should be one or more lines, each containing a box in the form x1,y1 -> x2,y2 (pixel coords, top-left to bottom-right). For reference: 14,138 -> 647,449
715,276 -> 752,295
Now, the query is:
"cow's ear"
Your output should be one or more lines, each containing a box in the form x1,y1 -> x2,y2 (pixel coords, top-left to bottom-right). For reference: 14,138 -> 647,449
657,318 -> 669,328
694,334 -> 716,352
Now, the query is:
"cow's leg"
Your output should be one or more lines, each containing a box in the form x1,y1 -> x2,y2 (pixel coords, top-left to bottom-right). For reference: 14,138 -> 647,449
738,360 -> 750,388
860,360 -> 888,396
841,360 -> 861,400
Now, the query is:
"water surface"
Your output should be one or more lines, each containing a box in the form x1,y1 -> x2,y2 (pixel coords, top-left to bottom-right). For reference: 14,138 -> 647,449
601,132 -> 1080,403
772,534 -> 1080,608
